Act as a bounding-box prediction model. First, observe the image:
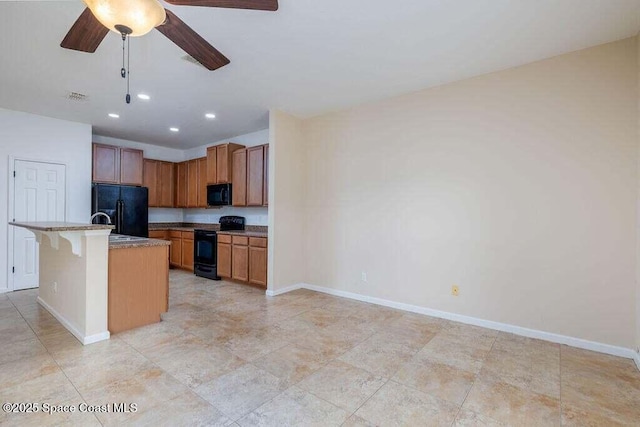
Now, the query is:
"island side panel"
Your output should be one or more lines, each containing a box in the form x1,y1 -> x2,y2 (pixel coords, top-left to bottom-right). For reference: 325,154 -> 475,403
108,245 -> 169,334
84,233 -> 110,341
38,235 -> 88,338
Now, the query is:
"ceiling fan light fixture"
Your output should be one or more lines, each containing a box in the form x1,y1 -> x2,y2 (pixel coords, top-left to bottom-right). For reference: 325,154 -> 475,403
83,0 -> 166,37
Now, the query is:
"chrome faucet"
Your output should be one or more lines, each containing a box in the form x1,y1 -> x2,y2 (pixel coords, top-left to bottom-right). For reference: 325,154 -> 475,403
90,212 -> 112,224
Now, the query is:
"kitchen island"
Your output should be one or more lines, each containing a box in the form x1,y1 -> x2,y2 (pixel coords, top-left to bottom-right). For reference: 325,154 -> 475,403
9,222 -> 172,344
9,222 -> 113,344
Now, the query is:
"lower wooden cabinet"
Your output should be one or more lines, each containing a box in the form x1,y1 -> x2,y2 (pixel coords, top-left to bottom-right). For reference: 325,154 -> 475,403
231,237 -> 249,281
182,232 -> 194,271
152,229 -> 194,271
217,234 -> 232,277
248,238 -> 267,287
217,233 -> 267,288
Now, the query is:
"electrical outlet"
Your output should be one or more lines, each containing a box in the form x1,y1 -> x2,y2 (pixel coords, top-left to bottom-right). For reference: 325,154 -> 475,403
451,285 -> 459,297
361,272 -> 367,282
53,282 -> 58,293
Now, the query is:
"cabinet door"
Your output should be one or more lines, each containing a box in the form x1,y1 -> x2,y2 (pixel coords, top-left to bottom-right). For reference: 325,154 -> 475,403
120,148 -> 144,186
159,162 -> 175,207
232,150 -> 247,206
197,157 -> 208,208
176,162 -> 187,208
206,146 -> 217,184
263,144 -> 269,206
92,143 -> 119,183
187,160 -> 198,208
249,246 -> 267,288
169,237 -> 182,267
217,242 -> 232,278
247,146 -> 264,206
143,159 -> 159,207
182,238 -> 194,271
216,145 -> 229,184
231,244 -> 249,281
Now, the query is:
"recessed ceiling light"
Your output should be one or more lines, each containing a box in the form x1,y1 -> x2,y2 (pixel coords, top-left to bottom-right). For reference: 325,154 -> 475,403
205,113 -> 216,119
137,94 -> 150,100
108,113 -> 120,118
170,127 -> 179,132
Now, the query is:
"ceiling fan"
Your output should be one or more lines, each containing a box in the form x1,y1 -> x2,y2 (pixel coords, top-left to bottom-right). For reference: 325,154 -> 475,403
60,0 -> 279,71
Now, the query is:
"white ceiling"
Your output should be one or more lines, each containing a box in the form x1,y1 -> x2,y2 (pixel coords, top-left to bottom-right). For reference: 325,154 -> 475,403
1,0 -> 639,149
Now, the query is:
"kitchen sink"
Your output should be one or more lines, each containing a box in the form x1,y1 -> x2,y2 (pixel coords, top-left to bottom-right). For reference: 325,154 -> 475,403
109,235 -> 147,242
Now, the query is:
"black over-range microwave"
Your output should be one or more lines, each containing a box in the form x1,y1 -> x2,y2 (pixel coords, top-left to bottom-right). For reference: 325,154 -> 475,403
207,183 -> 232,206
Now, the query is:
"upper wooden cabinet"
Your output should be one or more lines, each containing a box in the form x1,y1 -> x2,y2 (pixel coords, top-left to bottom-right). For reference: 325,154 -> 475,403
247,146 -> 265,206
158,161 -> 175,207
120,148 -> 144,185
176,162 -> 188,208
143,159 -> 159,206
177,157 -> 208,209
197,157 -> 208,208
92,143 -> 143,186
187,159 -> 198,208
206,143 -> 245,185
231,144 -> 269,207
143,159 -> 175,208
263,145 -> 269,206
232,149 -> 247,206
92,143 -> 119,184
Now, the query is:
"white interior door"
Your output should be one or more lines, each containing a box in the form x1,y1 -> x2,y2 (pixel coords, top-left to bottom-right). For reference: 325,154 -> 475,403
12,160 -> 66,290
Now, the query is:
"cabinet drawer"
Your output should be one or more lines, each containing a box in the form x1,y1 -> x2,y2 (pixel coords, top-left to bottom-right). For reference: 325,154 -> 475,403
217,234 -> 232,244
232,236 -> 249,246
149,230 -> 168,240
182,231 -> 194,240
169,230 -> 182,238
249,237 -> 267,248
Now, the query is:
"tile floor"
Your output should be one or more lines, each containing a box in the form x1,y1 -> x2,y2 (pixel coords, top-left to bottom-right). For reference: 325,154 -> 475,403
1,269 -> 639,426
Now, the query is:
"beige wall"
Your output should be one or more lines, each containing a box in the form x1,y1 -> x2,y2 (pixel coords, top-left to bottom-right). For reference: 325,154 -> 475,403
0,109 -> 92,292
301,38 -> 638,348
268,111 -> 307,292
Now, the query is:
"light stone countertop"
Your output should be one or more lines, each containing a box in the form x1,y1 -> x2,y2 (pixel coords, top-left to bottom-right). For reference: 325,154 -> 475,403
9,222 -> 114,232
108,236 -> 171,250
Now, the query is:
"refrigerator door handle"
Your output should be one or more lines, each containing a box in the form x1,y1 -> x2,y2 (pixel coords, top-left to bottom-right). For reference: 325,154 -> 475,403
120,200 -> 125,234
117,200 -> 123,234
91,185 -> 98,214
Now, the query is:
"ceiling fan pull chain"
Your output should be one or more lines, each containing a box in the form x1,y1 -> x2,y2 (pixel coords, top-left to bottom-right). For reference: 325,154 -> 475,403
125,35 -> 131,104
121,33 -> 126,79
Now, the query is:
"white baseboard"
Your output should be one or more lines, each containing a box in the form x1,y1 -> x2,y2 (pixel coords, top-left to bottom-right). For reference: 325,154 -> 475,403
37,297 -> 110,345
272,283 -> 637,362
0,288 -> 9,294
83,331 -> 111,345
265,283 -> 303,297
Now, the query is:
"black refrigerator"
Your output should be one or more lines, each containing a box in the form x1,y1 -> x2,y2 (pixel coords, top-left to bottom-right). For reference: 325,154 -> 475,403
91,184 -> 148,237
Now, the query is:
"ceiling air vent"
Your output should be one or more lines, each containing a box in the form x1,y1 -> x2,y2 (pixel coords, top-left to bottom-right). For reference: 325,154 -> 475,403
181,55 -> 207,69
66,91 -> 88,102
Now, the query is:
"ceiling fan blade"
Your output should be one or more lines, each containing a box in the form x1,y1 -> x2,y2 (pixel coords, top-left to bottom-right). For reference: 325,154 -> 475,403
164,0 -> 278,11
60,8 -> 109,53
156,10 -> 230,71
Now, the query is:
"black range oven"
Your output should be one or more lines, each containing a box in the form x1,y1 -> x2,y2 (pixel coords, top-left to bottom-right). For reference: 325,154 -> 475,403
194,216 -> 245,280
